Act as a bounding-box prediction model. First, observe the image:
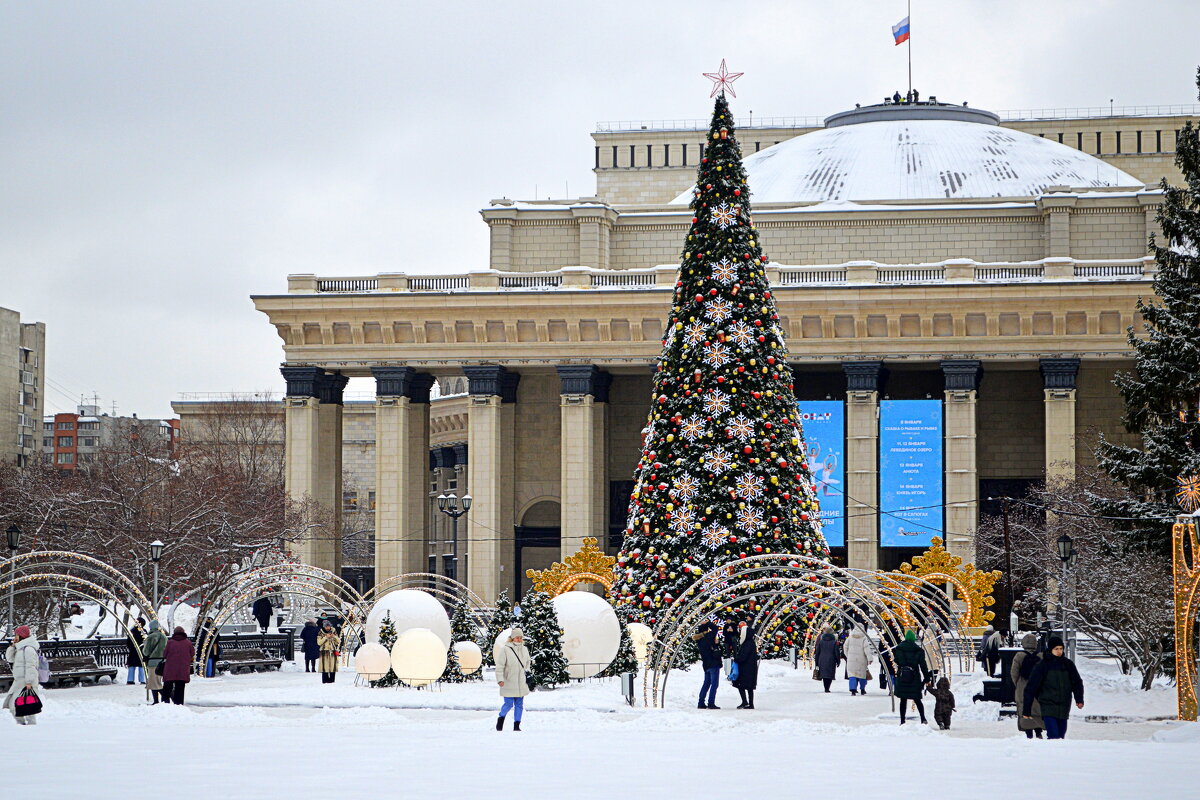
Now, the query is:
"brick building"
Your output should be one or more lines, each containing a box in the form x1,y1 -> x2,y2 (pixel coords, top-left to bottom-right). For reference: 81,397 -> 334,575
44,405 -> 179,469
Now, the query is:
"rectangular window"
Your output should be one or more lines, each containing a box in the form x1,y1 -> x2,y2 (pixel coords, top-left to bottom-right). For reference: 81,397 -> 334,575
629,144 -> 635,167
57,421 -> 74,430
1115,130 -> 1122,154
81,437 -> 98,447
443,554 -> 457,582
368,491 -> 376,511
56,452 -> 74,464
1095,131 -> 1102,154
611,145 -> 617,168
1057,132 -> 1064,144
594,146 -> 599,169
428,555 -> 438,575
78,422 -> 99,431
1076,131 -> 1083,150
42,437 -> 52,448
342,491 -> 358,512
663,143 -> 670,167
646,143 -> 652,167
682,143 -> 688,165
448,477 -> 458,491
43,421 -> 53,432
57,436 -> 73,447
1136,130 -> 1142,154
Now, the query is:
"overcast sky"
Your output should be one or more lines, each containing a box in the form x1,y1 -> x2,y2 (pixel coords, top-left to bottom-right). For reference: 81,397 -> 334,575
2,1 -> 1198,418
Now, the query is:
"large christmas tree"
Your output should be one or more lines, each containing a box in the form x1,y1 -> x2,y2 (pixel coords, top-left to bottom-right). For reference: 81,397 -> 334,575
613,88 -> 828,626
1095,67 -> 1200,547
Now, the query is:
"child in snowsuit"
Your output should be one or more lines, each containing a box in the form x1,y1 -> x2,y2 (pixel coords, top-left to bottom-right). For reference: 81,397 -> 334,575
930,676 -> 955,730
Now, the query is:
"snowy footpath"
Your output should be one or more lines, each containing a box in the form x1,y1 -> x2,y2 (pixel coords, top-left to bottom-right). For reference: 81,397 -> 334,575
7,657 -> 1198,799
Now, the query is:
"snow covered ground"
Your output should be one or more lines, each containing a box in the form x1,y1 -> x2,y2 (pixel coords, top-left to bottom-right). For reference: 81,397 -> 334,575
9,657 -> 1197,799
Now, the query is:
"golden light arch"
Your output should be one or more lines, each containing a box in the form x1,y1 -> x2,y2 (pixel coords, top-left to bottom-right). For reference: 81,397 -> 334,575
894,536 -> 1001,629
525,537 -> 616,597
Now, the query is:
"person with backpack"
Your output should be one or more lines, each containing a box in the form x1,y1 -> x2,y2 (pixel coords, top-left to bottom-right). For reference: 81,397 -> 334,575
813,627 -> 842,694
125,617 -> 146,685
893,630 -> 930,725
977,625 -> 1002,677
4,625 -> 42,725
142,620 -> 168,704
1011,633 -> 1044,738
1023,635 -> 1084,739
692,620 -> 722,709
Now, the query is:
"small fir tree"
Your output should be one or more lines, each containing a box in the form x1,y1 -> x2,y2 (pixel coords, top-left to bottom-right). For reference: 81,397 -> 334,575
443,597 -> 481,682
480,589 -> 515,667
370,612 -> 399,688
613,91 -> 828,626
518,590 -> 570,690
1094,67 -> 1200,548
598,614 -> 639,678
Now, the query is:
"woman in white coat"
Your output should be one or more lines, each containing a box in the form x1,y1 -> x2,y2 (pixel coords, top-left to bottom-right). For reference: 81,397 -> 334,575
495,627 -> 530,731
843,626 -> 877,696
4,625 -> 41,725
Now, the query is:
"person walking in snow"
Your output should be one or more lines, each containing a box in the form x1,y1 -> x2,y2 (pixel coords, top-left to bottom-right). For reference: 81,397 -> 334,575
1011,632 -> 1044,739
317,620 -> 340,684
1023,635 -> 1084,740
495,627 -> 530,731
893,630 -> 930,725
4,625 -> 42,725
161,626 -> 195,705
142,620 -> 168,704
813,627 -> 841,694
929,676 -> 955,729
843,626 -> 876,696
732,622 -> 759,709
300,619 -> 320,673
251,596 -> 273,633
125,617 -> 146,685
693,620 -> 722,709
978,625 -> 1002,677
196,617 -> 220,678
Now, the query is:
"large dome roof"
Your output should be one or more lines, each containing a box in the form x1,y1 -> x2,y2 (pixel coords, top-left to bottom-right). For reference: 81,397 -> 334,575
670,104 -> 1143,205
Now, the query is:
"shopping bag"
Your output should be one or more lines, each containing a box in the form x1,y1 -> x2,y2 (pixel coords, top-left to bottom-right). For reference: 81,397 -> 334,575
14,688 -> 42,717
727,662 -> 739,682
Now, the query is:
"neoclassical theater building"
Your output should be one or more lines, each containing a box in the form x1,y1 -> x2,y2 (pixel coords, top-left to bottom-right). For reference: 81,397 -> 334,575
247,98 -> 1195,600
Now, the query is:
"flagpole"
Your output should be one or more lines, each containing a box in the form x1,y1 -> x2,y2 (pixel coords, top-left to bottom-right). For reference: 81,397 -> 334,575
907,0 -> 912,96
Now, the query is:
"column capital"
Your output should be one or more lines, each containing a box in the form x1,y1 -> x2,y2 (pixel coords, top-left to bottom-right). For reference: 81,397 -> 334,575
371,366 -> 435,402
463,365 -> 520,403
1040,358 -> 1080,390
941,360 -> 983,392
843,361 -> 887,393
556,365 -> 612,402
281,367 -> 348,404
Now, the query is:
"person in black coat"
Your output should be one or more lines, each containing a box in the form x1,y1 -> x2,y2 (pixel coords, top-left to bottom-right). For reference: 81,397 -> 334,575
299,619 -> 321,672
251,597 -> 273,633
125,617 -> 147,684
692,621 -> 722,710
813,628 -> 842,693
892,630 -> 930,725
732,623 -> 760,710
722,621 -> 739,659
1022,636 -> 1084,739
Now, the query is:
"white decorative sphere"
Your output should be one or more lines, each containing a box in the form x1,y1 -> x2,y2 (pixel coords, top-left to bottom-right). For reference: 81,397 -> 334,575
353,642 -> 391,680
453,640 -> 483,675
390,628 -> 448,687
493,627 -> 515,665
551,591 -> 621,679
626,622 -> 654,662
366,589 -> 451,648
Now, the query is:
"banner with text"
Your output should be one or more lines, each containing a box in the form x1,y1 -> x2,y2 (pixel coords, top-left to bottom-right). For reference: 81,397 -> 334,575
879,399 -> 943,547
797,400 -> 845,547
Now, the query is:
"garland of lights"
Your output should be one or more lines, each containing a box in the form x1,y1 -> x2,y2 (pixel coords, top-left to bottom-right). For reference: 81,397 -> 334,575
1,550 -> 155,622
1173,517 -> 1200,721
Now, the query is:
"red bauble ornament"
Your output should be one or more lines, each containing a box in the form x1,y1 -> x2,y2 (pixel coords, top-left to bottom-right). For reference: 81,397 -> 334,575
734,189 -> 741,196
743,445 -> 752,454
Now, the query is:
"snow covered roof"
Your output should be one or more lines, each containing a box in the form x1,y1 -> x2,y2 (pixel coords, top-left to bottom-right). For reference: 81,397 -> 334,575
670,105 -> 1143,204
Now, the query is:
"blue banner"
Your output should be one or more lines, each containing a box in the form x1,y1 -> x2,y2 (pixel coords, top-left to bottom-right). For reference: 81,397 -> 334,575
879,400 -> 943,547
796,401 -> 845,547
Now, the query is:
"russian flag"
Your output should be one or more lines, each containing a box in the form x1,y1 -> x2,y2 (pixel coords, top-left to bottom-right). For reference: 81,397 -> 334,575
892,16 -> 910,45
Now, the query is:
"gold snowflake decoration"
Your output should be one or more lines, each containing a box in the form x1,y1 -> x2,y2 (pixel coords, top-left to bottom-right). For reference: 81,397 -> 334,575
1177,474 -> 1200,513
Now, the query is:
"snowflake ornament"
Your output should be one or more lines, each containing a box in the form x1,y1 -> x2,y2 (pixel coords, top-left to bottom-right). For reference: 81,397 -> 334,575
711,257 -> 737,285
705,298 -> 733,323
711,203 -> 737,230
735,472 -> 765,501
703,342 -> 732,369
701,523 -> 729,550
683,320 -> 707,349
726,414 -> 755,441
702,390 -> 730,416
727,320 -> 754,349
674,473 -> 700,500
705,448 -> 733,474
736,505 -> 764,533
669,506 -> 697,534
680,418 -> 707,442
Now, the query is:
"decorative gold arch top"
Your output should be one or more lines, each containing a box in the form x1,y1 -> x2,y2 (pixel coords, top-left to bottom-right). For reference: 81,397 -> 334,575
525,537 -> 616,597
1172,517 -> 1200,721
894,536 -> 1001,628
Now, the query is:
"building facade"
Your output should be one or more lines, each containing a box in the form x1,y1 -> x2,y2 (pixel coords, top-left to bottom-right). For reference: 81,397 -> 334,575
43,405 -> 179,469
249,100 -> 1198,600
0,306 -> 46,466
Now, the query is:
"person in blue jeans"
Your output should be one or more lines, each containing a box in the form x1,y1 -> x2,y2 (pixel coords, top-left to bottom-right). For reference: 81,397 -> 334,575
693,621 -> 722,709
1023,636 -> 1084,739
125,617 -> 146,684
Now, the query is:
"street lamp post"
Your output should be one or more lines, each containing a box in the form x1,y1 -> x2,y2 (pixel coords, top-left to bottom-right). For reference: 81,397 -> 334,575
150,540 -> 164,615
436,493 -> 472,582
6,524 -> 22,635
1056,533 -> 1075,659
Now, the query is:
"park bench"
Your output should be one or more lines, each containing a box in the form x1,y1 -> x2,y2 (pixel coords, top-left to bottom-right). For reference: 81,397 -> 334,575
216,648 -> 283,674
1,652 -> 117,690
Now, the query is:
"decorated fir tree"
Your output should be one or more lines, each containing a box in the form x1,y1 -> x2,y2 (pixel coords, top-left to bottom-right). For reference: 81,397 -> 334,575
598,615 -> 639,678
613,89 -> 828,626
1095,67 -> 1200,547
479,589 -> 515,667
518,590 -> 570,690
370,612 -> 399,688
443,597 -> 482,682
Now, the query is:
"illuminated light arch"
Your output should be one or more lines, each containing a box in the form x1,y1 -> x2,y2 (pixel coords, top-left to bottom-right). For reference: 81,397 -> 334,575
524,538 -> 616,597
1,551 -> 155,623
1173,517 -> 1200,721
895,536 -> 1001,628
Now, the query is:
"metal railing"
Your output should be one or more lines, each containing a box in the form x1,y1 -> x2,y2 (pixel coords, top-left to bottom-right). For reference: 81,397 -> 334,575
878,267 -> 945,283
1074,264 -> 1144,278
499,274 -> 562,288
595,115 -> 824,132
998,103 -> 1200,121
976,266 -> 1044,281
316,278 -> 379,293
779,269 -> 847,285
591,272 -> 656,287
410,276 -> 470,291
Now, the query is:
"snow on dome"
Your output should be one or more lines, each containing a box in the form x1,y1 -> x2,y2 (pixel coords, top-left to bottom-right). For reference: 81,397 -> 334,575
671,111 -> 1142,204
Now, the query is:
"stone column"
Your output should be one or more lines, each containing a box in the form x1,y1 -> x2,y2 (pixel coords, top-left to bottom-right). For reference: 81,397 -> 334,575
282,367 -> 348,573
463,366 -> 519,601
941,360 -> 982,564
844,362 -> 886,571
1041,358 -> 1080,482
571,205 -> 616,269
372,366 -> 434,585
558,365 -> 612,559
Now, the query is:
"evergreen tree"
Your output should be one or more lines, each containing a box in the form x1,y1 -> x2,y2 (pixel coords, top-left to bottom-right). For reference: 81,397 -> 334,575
479,589 -> 515,667
598,614 -> 639,678
613,91 -> 828,625
370,612 -> 399,688
1095,67 -> 1200,547
518,590 -> 570,689
443,597 -> 482,682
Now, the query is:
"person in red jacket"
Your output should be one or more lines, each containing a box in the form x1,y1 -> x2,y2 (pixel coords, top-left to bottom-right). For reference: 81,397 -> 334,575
161,627 -> 195,706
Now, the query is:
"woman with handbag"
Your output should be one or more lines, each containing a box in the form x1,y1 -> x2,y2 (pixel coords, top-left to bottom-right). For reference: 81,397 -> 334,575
813,627 -> 842,694
317,620 -> 340,683
495,627 -> 531,731
4,625 -> 42,725
142,620 -> 168,704
161,626 -> 195,705
732,622 -> 759,709
843,626 -> 877,696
